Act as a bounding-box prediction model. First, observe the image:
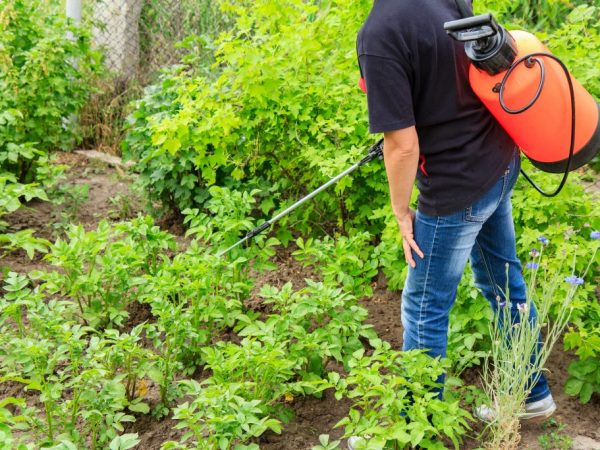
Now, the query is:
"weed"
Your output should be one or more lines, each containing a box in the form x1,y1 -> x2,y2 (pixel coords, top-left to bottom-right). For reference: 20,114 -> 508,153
538,418 -> 573,450
108,193 -> 135,220
49,183 -> 91,234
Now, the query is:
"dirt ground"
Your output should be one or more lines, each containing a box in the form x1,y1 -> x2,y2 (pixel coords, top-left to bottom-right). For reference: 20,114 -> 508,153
2,153 -> 599,450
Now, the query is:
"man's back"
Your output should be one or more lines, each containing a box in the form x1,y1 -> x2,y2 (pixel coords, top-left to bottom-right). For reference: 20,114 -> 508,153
358,0 -> 516,215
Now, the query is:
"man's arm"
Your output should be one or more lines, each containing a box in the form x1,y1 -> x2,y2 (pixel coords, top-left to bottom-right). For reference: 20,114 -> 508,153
383,127 -> 425,268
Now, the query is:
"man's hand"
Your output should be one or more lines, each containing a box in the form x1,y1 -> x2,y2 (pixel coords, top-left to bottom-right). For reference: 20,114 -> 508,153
395,208 -> 424,269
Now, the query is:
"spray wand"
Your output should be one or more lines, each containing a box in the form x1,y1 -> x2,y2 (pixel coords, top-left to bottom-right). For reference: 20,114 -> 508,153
217,139 -> 384,257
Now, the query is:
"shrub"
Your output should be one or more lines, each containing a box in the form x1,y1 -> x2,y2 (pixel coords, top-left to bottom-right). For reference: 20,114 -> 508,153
123,0 -> 387,231
0,0 -> 102,182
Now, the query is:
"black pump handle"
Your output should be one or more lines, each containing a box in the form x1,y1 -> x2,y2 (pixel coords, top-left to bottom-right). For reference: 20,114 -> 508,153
444,13 -> 499,42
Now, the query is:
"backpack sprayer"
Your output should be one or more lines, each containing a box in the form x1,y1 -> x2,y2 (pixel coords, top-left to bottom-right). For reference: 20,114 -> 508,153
444,0 -> 600,196
219,1 -> 600,257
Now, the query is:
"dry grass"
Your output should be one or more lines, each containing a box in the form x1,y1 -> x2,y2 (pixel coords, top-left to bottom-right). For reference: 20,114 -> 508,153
79,75 -> 142,155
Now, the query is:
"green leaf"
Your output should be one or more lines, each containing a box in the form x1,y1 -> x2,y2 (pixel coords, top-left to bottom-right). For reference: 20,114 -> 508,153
109,433 -> 141,450
164,138 -> 181,155
580,382 -> 595,404
565,378 -> 583,396
128,402 -> 150,414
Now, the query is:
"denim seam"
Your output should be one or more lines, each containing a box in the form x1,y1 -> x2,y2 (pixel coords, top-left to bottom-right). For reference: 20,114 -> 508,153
474,238 -> 500,300
501,150 -> 520,203
466,165 -> 511,222
499,165 -> 511,203
417,215 -> 440,349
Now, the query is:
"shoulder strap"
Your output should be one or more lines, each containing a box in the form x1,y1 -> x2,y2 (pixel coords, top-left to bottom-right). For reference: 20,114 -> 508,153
454,0 -> 473,18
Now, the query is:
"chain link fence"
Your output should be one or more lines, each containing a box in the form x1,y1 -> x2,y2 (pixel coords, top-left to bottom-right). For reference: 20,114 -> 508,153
79,0 -> 227,152
91,0 -> 225,82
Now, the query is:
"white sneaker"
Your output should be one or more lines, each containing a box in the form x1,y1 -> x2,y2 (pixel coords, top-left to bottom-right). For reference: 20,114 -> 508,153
475,394 -> 556,422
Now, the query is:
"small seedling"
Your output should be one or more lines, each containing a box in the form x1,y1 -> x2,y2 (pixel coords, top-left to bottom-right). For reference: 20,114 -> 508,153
108,193 -> 134,220
50,183 -> 90,233
312,434 -> 341,450
538,418 -> 573,450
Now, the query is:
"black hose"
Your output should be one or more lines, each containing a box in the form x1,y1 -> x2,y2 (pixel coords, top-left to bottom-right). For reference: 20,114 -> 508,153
499,57 -> 545,114
499,52 -> 576,197
454,0 -> 473,18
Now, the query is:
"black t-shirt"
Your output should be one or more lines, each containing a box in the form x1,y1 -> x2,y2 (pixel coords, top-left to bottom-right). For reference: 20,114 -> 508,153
357,0 -> 516,216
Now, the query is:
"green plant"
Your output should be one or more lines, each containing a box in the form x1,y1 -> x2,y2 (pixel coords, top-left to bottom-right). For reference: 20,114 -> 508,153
202,338 -> 307,404
240,280 -> 378,373
537,418 -> 573,450
50,183 -> 91,234
331,342 -> 471,450
563,357 -> 600,404
312,435 -> 342,450
143,281 -> 210,415
0,0 -> 102,182
0,172 -> 50,263
293,232 -> 379,298
108,434 -> 142,450
140,245 -> 251,414
108,193 -> 135,220
123,0 -> 387,232
184,186 -> 279,265
542,4 -> 600,99
481,244 -> 596,449
0,271 -> 146,449
0,229 -> 50,261
0,188 -> 49,264
162,380 -> 281,450
116,215 -> 176,275
39,218 -> 175,328
93,325 -> 155,404
476,0 -> 573,31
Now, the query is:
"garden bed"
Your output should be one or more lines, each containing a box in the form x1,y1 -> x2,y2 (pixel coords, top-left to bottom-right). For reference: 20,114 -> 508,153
2,153 -> 599,449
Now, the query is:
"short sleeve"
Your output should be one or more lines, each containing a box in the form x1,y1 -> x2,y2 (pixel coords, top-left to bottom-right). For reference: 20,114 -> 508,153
359,54 -> 415,133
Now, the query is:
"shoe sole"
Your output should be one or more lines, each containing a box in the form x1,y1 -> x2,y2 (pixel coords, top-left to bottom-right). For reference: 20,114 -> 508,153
475,404 -> 556,424
518,404 -> 557,423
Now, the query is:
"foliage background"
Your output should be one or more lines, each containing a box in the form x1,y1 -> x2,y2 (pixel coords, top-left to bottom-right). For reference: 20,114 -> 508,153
123,0 -> 600,400
1,0 -> 599,447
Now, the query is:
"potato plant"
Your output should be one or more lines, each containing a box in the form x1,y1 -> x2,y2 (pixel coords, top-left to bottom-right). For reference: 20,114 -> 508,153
0,274 -> 138,448
331,343 -> 471,450
2,0 -> 600,448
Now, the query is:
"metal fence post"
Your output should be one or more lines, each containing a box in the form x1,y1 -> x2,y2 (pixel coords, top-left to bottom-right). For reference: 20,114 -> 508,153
65,0 -> 83,133
66,0 -> 82,24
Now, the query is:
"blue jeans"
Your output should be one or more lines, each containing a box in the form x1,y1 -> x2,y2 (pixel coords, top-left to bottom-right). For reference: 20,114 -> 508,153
401,150 -> 551,403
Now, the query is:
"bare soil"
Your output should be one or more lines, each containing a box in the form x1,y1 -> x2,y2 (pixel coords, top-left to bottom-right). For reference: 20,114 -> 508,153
2,154 -> 599,450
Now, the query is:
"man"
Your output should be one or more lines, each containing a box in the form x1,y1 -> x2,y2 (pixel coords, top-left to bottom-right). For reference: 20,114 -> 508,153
350,0 -> 555,447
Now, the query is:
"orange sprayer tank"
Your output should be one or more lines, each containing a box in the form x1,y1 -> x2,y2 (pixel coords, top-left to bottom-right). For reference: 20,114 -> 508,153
470,30 -> 600,173
445,14 -> 600,173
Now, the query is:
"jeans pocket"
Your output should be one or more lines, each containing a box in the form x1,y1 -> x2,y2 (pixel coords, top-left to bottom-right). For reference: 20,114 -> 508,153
465,168 -> 509,223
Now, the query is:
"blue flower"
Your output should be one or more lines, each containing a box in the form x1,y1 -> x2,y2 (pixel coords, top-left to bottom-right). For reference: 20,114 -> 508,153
498,301 -> 507,308
591,230 -> 600,240
530,249 -> 540,257
537,236 -> 549,245
565,276 -> 584,286
527,262 -> 539,269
